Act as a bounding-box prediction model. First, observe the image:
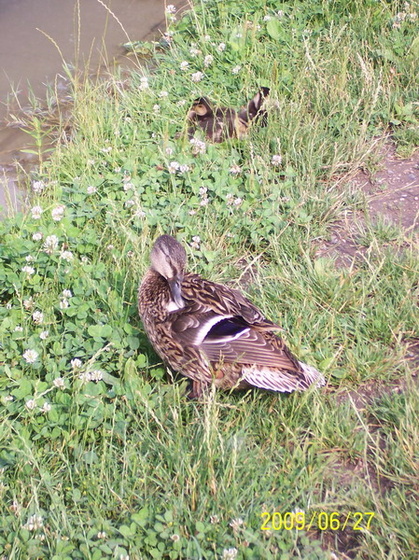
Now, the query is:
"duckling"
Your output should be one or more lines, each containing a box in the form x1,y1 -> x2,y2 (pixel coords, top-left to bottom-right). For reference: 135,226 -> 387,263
138,235 -> 325,398
187,87 -> 270,143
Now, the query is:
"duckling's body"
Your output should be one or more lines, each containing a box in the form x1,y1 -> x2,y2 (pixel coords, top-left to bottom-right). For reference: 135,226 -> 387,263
138,235 -> 325,397
187,87 -> 270,143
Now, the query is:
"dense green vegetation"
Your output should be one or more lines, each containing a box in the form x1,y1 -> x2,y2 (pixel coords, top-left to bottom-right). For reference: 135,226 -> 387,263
0,0 -> 418,558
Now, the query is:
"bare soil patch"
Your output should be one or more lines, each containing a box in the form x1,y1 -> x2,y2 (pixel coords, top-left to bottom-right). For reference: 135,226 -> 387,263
318,141 -> 419,267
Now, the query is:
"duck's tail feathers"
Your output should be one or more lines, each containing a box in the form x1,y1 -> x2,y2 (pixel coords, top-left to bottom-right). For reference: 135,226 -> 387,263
242,362 -> 325,393
298,361 -> 326,389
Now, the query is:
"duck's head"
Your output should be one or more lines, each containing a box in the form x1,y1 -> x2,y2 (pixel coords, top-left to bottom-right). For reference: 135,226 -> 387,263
188,97 -> 214,121
150,235 -> 186,308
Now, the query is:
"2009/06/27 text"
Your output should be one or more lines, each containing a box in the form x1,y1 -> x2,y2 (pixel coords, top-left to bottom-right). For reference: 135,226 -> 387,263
260,511 -> 375,532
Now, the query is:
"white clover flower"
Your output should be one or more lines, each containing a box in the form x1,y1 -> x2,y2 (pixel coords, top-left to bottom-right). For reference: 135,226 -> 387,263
24,514 -> 43,531
222,549 -> 238,560
25,255 -> 35,262
226,193 -> 235,205
14,325 -> 23,332
189,209 -> 197,215
203,54 -> 214,67
59,298 -> 69,309
140,76 -> 149,90
200,197 -> 209,207
62,289 -> 72,298
78,371 -> 91,383
53,377 -> 65,388
204,34 -> 211,41
32,232 -> 43,241
232,65 -> 242,74
168,161 -> 180,174
190,236 -> 201,250
25,399 -> 37,410
31,206 -> 43,219
40,330 -> 49,340
263,15 -> 272,21
43,235 -> 59,254
22,265 -> 35,275
101,146 -> 112,154
166,4 -> 176,14
229,518 -> 244,531
180,61 -> 189,71
177,99 -> 187,107
153,104 -> 161,113
90,370 -> 104,382
119,555 -> 130,560
60,251 -> 74,262
71,358 -> 83,370
190,138 -> 206,155
23,297 -> 34,310
97,531 -> 107,539
165,147 -> 174,155
32,311 -> 44,324
10,500 -> 21,514
87,185 -> 97,194
51,205 -> 66,222
179,164 -> 190,174
189,47 -> 201,57
125,200 -> 135,208
229,164 -> 242,175
234,197 -> 243,206
23,349 -> 38,364
199,186 -> 208,196
191,71 -> 204,82
277,10 -> 284,17
41,402 -> 51,413
3,395 -> 13,402
32,180 -> 46,193
271,154 -> 282,166
217,42 -> 226,52
134,209 -> 147,218
159,90 -> 169,98
210,515 -> 220,524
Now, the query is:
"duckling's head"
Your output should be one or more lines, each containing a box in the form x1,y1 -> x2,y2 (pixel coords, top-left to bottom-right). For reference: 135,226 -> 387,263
188,97 -> 214,120
150,235 -> 186,308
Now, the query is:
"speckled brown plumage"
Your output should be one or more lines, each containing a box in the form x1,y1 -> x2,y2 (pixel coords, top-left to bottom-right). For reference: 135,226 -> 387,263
138,235 -> 325,397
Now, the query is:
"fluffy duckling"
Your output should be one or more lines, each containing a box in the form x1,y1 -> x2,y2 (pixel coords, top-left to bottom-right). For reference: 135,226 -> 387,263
187,87 -> 270,143
138,235 -> 325,398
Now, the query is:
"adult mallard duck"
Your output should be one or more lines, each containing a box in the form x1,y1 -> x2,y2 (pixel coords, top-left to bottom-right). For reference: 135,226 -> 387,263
187,87 -> 270,143
138,235 -> 325,398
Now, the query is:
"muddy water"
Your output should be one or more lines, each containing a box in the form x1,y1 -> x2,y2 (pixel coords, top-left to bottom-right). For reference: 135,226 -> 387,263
0,0 -> 177,215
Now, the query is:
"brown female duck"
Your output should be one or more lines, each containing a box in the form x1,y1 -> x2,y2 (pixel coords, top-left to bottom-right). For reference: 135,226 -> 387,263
187,87 -> 270,143
138,235 -> 325,398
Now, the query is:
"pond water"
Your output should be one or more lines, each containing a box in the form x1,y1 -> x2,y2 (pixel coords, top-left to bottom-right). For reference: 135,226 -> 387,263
0,0 -> 176,215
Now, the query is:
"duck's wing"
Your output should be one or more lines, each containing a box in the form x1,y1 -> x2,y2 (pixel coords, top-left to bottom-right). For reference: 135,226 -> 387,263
169,275 -> 301,372
182,274 -> 281,330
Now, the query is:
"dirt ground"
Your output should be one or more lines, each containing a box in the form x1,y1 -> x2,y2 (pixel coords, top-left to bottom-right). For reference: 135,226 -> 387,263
318,141 -> 419,267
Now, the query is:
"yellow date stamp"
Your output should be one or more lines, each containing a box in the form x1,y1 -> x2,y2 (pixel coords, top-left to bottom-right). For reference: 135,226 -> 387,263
261,511 -> 375,532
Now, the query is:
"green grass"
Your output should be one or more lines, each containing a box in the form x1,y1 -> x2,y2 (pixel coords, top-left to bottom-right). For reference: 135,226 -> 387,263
0,0 -> 418,558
